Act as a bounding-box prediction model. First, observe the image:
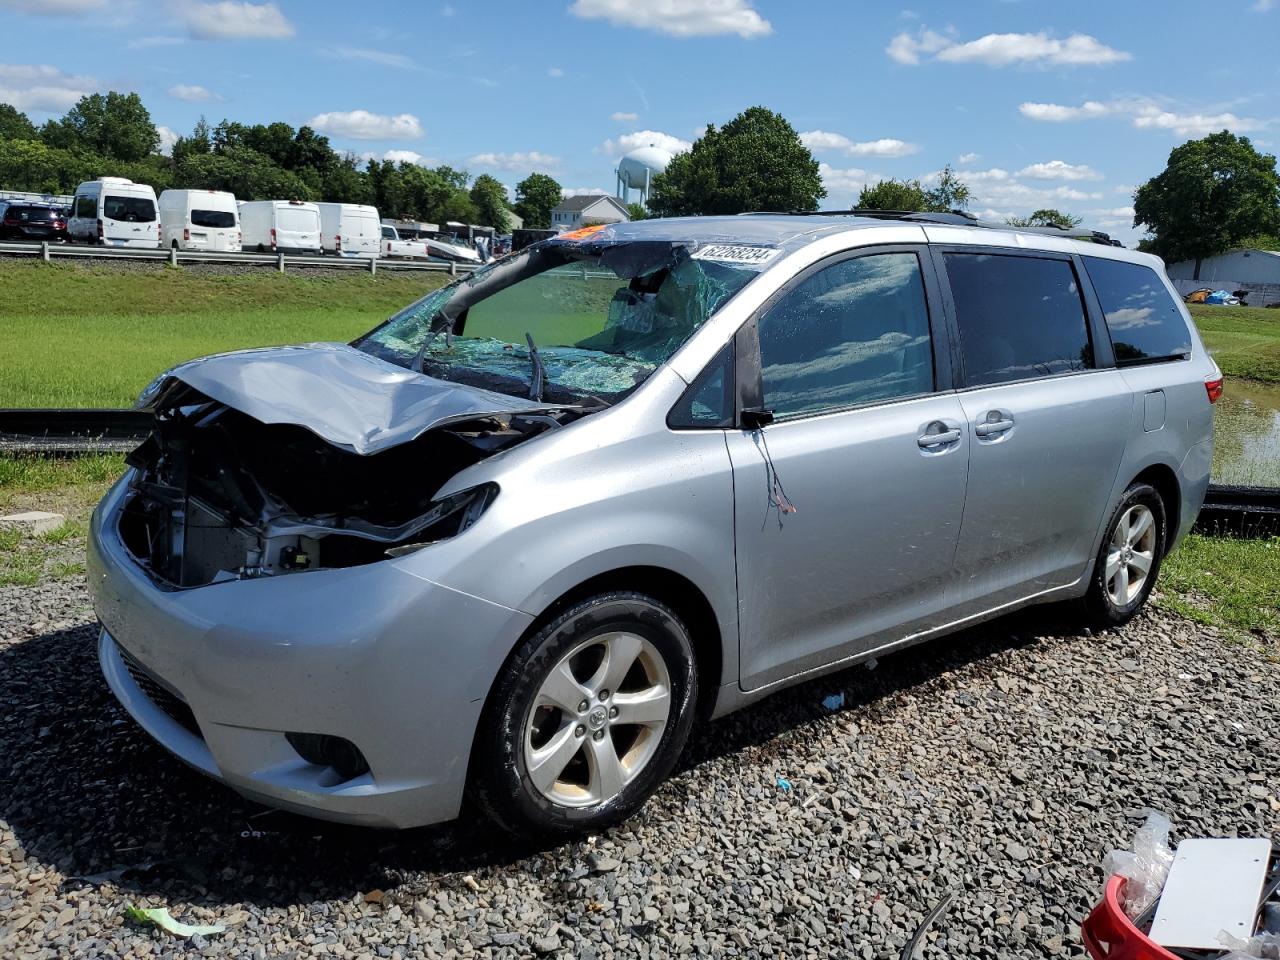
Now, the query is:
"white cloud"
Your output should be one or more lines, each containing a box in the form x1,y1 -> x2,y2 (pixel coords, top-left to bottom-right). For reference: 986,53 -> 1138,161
441,3 -> 456,14
0,0 -> 104,13
308,110 -> 423,140
601,129 -> 692,157
611,111 -> 639,122
357,149 -> 440,167
817,163 -> 882,203
548,67 -> 564,77
469,150 -> 561,172
128,36 -> 187,49
157,125 -> 179,157
1020,98 -> 1266,136
1089,206 -> 1135,218
569,0 -> 772,38
1254,0 -> 1275,10
168,83 -> 216,101
799,130 -> 919,158
0,63 -> 95,113
178,1 -> 295,40
562,187 -> 611,198
886,28 -> 951,65
889,28 -> 1129,67
327,47 -> 419,70
958,152 -> 979,164
953,167 -> 1011,183
1016,160 -> 1103,181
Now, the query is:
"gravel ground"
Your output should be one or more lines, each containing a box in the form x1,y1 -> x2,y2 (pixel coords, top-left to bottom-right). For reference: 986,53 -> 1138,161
0,574 -> 1276,959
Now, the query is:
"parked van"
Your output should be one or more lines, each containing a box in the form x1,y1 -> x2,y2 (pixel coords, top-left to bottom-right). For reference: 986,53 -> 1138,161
316,202 -> 381,258
158,189 -> 241,252
237,200 -> 321,255
68,178 -> 160,248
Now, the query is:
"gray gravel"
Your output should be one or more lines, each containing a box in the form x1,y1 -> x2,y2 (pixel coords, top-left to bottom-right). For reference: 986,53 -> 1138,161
1,573 -> 1276,959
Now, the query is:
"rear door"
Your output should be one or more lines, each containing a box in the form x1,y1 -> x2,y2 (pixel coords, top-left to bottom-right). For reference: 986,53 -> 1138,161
934,247 -> 1132,610
726,245 -> 970,691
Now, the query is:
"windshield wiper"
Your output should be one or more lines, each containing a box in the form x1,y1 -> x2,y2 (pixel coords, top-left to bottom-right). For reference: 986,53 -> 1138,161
524,332 -> 545,402
412,323 -> 453,374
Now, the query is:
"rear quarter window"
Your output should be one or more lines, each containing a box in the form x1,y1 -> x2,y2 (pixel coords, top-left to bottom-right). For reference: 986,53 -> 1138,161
1083,257 -> 1192,366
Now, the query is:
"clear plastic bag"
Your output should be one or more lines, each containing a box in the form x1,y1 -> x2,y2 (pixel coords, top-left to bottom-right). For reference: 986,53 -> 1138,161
1101,810 -> 1175,919
1217,929 -> 1280,959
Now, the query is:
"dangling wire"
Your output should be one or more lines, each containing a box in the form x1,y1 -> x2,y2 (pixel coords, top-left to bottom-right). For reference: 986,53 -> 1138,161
751,428 -> 797,528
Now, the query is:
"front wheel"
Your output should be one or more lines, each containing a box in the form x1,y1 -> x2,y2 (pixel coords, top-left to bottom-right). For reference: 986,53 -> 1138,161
471,592 -> 697,838
1082,482 -> 1166,628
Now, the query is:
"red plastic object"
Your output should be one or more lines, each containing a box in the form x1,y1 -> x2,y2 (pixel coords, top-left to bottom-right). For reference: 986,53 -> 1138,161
1081,876 -> 1182,960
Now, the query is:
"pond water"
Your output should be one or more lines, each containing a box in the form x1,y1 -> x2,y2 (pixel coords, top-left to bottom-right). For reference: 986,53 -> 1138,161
1212,378 -> 1280,487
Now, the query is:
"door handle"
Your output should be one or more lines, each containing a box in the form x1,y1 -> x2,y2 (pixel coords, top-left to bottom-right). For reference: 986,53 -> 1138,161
917,421 -> 962,449
974,412 -> 1015,437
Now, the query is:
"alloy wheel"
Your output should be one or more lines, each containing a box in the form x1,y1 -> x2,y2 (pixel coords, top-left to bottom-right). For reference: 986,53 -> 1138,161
523,631 -> 672,808
1105,503 -> 1156,607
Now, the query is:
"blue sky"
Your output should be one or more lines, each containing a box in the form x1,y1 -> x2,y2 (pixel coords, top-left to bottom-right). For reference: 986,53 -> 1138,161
1,0 -> 1277,243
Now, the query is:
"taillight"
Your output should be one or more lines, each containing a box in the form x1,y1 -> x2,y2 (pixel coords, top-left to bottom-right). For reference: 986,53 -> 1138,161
183,227 -> 190,241
335,234 -> 342,253
270,227 -> 277,249
96,218 -> 103,240
1205,375 -> 1224,404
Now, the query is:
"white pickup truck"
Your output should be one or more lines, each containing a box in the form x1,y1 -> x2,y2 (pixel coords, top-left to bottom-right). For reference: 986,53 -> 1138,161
380,224 -> 430,260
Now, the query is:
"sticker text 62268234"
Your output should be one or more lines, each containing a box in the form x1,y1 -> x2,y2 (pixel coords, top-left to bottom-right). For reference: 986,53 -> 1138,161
691,244 -> 780,266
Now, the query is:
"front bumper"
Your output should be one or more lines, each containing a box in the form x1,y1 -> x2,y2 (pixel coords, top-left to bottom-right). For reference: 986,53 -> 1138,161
88,477 -> 535,828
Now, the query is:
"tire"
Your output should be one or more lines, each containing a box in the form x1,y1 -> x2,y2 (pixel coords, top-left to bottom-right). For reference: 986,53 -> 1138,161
1082,482 -> 1167,628
471,591 -> 698,838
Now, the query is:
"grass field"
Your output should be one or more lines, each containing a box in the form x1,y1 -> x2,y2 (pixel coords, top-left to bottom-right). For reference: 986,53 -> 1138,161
0,262 -> 446,407
1188,302 -> 1280,385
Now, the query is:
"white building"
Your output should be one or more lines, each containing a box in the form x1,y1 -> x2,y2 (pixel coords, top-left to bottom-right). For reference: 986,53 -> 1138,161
1166,248 -> 1280,305
550,194 -> 630,230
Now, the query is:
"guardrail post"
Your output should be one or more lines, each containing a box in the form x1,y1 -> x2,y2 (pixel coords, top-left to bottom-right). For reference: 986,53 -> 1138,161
40,241 -> 50,263
277,252 -> 285,274
169,245 -> 178,267
369,256 -> 376,275
449,261 -> 457,277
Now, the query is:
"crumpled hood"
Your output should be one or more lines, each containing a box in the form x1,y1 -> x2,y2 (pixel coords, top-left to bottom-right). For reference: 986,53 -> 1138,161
156,342 -> 568,455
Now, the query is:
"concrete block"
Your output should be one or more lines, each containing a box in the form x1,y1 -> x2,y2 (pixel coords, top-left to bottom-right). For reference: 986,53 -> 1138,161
0,511 -> 65,536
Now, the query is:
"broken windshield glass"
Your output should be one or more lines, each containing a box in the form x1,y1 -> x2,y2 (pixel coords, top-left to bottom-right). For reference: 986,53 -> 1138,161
354,241 -> 763,402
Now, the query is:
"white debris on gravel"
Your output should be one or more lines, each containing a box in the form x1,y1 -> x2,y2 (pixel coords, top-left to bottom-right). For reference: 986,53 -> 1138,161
0,574 -> 1276,959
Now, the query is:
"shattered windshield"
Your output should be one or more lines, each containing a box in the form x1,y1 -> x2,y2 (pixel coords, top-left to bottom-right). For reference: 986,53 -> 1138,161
354,240 -> 762,402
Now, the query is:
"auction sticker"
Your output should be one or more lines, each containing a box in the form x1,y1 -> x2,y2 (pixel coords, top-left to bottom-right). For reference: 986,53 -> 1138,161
692,244 -> 780,266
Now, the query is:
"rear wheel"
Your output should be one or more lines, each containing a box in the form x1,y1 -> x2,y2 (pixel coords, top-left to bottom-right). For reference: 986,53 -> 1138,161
1082,482 -> 1166,628
471,592 -> 697,838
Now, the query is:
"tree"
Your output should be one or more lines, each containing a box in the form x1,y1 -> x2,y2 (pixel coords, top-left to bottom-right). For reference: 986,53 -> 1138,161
855,168 -> 971,213
470,174 -> 511,232
41,92 -> 159,161
0,103 -> 37,141
648,106 -> 824,216
1006,208 -> 1082,228
626,202 -> 648,221
514,172 -> 562,229
1134,131 -> 1280,276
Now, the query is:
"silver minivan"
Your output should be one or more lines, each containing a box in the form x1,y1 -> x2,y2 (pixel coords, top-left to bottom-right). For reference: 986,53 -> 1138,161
89,214 -> 1219,835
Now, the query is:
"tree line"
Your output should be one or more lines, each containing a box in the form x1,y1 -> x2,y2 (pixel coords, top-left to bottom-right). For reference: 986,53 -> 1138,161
0,93 -> 577,232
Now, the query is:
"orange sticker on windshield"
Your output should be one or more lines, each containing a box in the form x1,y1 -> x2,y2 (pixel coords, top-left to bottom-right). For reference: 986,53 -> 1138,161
557,224 -> 608,241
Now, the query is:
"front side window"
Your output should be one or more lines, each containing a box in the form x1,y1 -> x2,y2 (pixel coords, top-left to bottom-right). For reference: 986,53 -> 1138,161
355,241 -> 761,403
946,253 -> 1093,387
103,196 -> 156,222
1083,256 -> 1192,366
74,195 -> 95,219
757,252 -> 934,418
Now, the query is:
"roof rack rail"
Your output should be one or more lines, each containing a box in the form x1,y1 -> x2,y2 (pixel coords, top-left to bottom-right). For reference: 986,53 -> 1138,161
741,207 -> 1123,246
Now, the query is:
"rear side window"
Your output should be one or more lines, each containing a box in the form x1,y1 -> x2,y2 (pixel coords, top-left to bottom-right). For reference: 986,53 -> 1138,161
191,209 -> 235,229
103,196 -> 156,222
758,252 -> 934,418
1083,256 -> 1192,366
945,253 -> 1093,387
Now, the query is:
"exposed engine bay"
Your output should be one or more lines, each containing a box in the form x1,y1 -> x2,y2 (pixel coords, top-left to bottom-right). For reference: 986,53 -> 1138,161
119,380 -> 577,587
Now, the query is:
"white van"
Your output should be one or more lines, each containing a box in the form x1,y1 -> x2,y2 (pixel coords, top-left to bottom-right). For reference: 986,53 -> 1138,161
316,202 -> 381,258
68,178 -> 160,248
238,200 -> 322,255
158,189 -> 241,252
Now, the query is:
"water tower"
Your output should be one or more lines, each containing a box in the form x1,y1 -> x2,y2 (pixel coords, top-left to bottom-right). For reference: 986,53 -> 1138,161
615,144 -> 673,207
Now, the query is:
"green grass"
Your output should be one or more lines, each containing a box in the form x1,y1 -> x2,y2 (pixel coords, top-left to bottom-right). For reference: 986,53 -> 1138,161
0,262 -> 446,407
1158,533 -> 1280,646
1189,303 -> 1280,385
